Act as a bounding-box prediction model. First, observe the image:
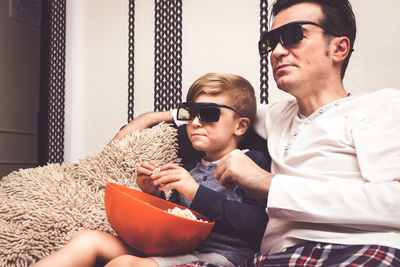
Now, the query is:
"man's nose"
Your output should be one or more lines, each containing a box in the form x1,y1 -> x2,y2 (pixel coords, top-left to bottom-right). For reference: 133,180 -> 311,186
271,42 -> 289,58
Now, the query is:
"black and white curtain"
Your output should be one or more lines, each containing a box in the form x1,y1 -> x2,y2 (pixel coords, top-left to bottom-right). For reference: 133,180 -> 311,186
153,0 -> 183,112
39,0 -> 66,165
260,0 -> 269,104
40,0 -> 268,164
128,0 -> 136,122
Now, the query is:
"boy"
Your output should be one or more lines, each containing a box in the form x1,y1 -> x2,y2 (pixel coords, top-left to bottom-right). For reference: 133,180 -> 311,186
33,73 -> 269,267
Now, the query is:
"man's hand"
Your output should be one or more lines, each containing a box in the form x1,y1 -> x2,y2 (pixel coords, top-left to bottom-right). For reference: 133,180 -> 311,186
136,161 -> 162,196
214,149 -> 273,199
107,110 -> 173,146
151,163 -> 199,201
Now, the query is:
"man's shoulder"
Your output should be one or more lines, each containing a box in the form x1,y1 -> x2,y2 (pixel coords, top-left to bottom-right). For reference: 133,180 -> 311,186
268,97 -> 297,110
354,88 -> 400,109
259,97 -> 298,119
359,88 -> 400,100
369,88 -> 400,98
345,88 -> 400,125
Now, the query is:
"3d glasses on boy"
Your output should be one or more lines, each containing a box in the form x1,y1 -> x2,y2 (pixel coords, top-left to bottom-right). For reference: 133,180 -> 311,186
177,102 -> 244,122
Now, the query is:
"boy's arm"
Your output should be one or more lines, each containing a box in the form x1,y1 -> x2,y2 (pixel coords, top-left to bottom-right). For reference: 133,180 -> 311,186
189,151 -> 270,248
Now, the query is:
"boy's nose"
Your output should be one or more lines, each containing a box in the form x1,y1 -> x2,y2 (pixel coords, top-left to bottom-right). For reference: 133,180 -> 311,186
191,115 -> 202,126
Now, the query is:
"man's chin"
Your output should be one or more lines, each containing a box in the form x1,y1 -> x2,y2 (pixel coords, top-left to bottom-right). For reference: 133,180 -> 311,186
276,76 -> 300,93
276,82 -> 291,93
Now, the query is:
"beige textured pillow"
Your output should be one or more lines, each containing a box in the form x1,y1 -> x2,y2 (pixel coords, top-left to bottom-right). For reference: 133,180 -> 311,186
0,123 -> 180,267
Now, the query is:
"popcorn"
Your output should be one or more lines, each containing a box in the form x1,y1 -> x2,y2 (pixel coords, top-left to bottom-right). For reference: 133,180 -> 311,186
151,167 -> 165,187
166,207 -> 207,222
152,167 -> 161,174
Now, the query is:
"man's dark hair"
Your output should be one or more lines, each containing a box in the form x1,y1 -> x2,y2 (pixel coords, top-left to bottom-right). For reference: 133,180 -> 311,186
271,0 -> 356,79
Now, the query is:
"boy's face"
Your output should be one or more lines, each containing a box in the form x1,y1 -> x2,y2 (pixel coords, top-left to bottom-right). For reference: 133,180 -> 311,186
187,94 -> 244,161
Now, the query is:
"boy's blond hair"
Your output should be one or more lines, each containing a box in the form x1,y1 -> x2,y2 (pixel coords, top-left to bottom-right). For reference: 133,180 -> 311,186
186,73 -> 257,124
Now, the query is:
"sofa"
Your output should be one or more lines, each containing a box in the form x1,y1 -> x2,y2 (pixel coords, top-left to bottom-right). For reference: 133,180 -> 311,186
0,122 -> 268,266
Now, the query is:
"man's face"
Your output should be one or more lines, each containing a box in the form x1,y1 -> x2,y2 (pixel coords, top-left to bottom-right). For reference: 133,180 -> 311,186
270,2 -> 333,97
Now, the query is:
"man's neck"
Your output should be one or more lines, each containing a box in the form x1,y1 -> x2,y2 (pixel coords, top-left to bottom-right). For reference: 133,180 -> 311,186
295,83 -> 348,117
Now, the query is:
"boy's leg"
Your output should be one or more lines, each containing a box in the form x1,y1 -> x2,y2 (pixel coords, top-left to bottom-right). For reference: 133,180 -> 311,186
32,230 -> 131,267
105,255 -> 158,267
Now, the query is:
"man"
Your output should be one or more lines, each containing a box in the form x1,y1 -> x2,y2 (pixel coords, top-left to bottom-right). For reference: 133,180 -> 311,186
111,0 -> 400,265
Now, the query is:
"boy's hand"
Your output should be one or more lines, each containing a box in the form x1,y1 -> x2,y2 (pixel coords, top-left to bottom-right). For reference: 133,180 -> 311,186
137,161 -> 162,196
151,163 -> 199,201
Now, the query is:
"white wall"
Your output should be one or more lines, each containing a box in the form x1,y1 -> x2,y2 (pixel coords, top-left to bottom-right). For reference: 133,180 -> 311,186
65,0 -> 129,161
64,0 -> 400,163
344,1 -> 400,93
181,1 -> 260,99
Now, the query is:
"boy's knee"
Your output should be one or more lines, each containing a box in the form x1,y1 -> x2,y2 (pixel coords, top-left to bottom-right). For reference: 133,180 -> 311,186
106,255 -> 158,267
108,255 -> 136,266
69,230 -> 106,246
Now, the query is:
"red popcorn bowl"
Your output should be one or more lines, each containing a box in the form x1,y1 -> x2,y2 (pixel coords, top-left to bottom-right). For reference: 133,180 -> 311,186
104,182 -> 215,256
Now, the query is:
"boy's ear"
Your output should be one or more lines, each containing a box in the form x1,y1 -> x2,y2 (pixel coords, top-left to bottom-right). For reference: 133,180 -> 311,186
234,117 -> 250,137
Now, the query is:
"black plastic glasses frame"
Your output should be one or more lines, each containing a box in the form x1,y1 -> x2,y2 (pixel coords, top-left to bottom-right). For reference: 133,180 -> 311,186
177,102 -> 245,122
258,20 -> 339,56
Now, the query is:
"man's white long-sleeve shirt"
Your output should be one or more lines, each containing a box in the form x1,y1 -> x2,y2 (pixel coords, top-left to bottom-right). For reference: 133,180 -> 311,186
254,88 -> 400,254
171,88 -> 400,254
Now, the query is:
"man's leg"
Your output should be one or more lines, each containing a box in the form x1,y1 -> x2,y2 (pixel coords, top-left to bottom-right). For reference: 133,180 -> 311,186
241,242 -> 400,267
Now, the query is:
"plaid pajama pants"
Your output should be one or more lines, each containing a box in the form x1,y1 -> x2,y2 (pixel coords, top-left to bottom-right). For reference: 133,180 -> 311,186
172,242 -> 400,267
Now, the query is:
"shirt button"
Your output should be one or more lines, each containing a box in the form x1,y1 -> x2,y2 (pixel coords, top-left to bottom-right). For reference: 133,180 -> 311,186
334,101 -> 339,106
319,108 -> 324,114
202,176 -> 207,181
304,119 -> 310,124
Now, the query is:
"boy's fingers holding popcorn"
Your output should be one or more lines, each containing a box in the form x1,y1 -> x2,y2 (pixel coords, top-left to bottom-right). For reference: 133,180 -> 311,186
159,181 -> 177,191
141,161 -> 158,171
151,167 -> 175,179
160,162 -> 180,171
153,175 -> 176,185
137,166 -> 153,176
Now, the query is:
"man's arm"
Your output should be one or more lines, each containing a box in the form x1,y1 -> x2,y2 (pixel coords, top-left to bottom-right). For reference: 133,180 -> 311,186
267,174 -> 400,228
269,90 -> 400,228
107,110 -> 173,145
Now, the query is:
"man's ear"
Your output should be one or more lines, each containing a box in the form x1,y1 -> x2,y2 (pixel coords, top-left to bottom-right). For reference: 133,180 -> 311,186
332,36 -> 351,64
234,117 -> 250,137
